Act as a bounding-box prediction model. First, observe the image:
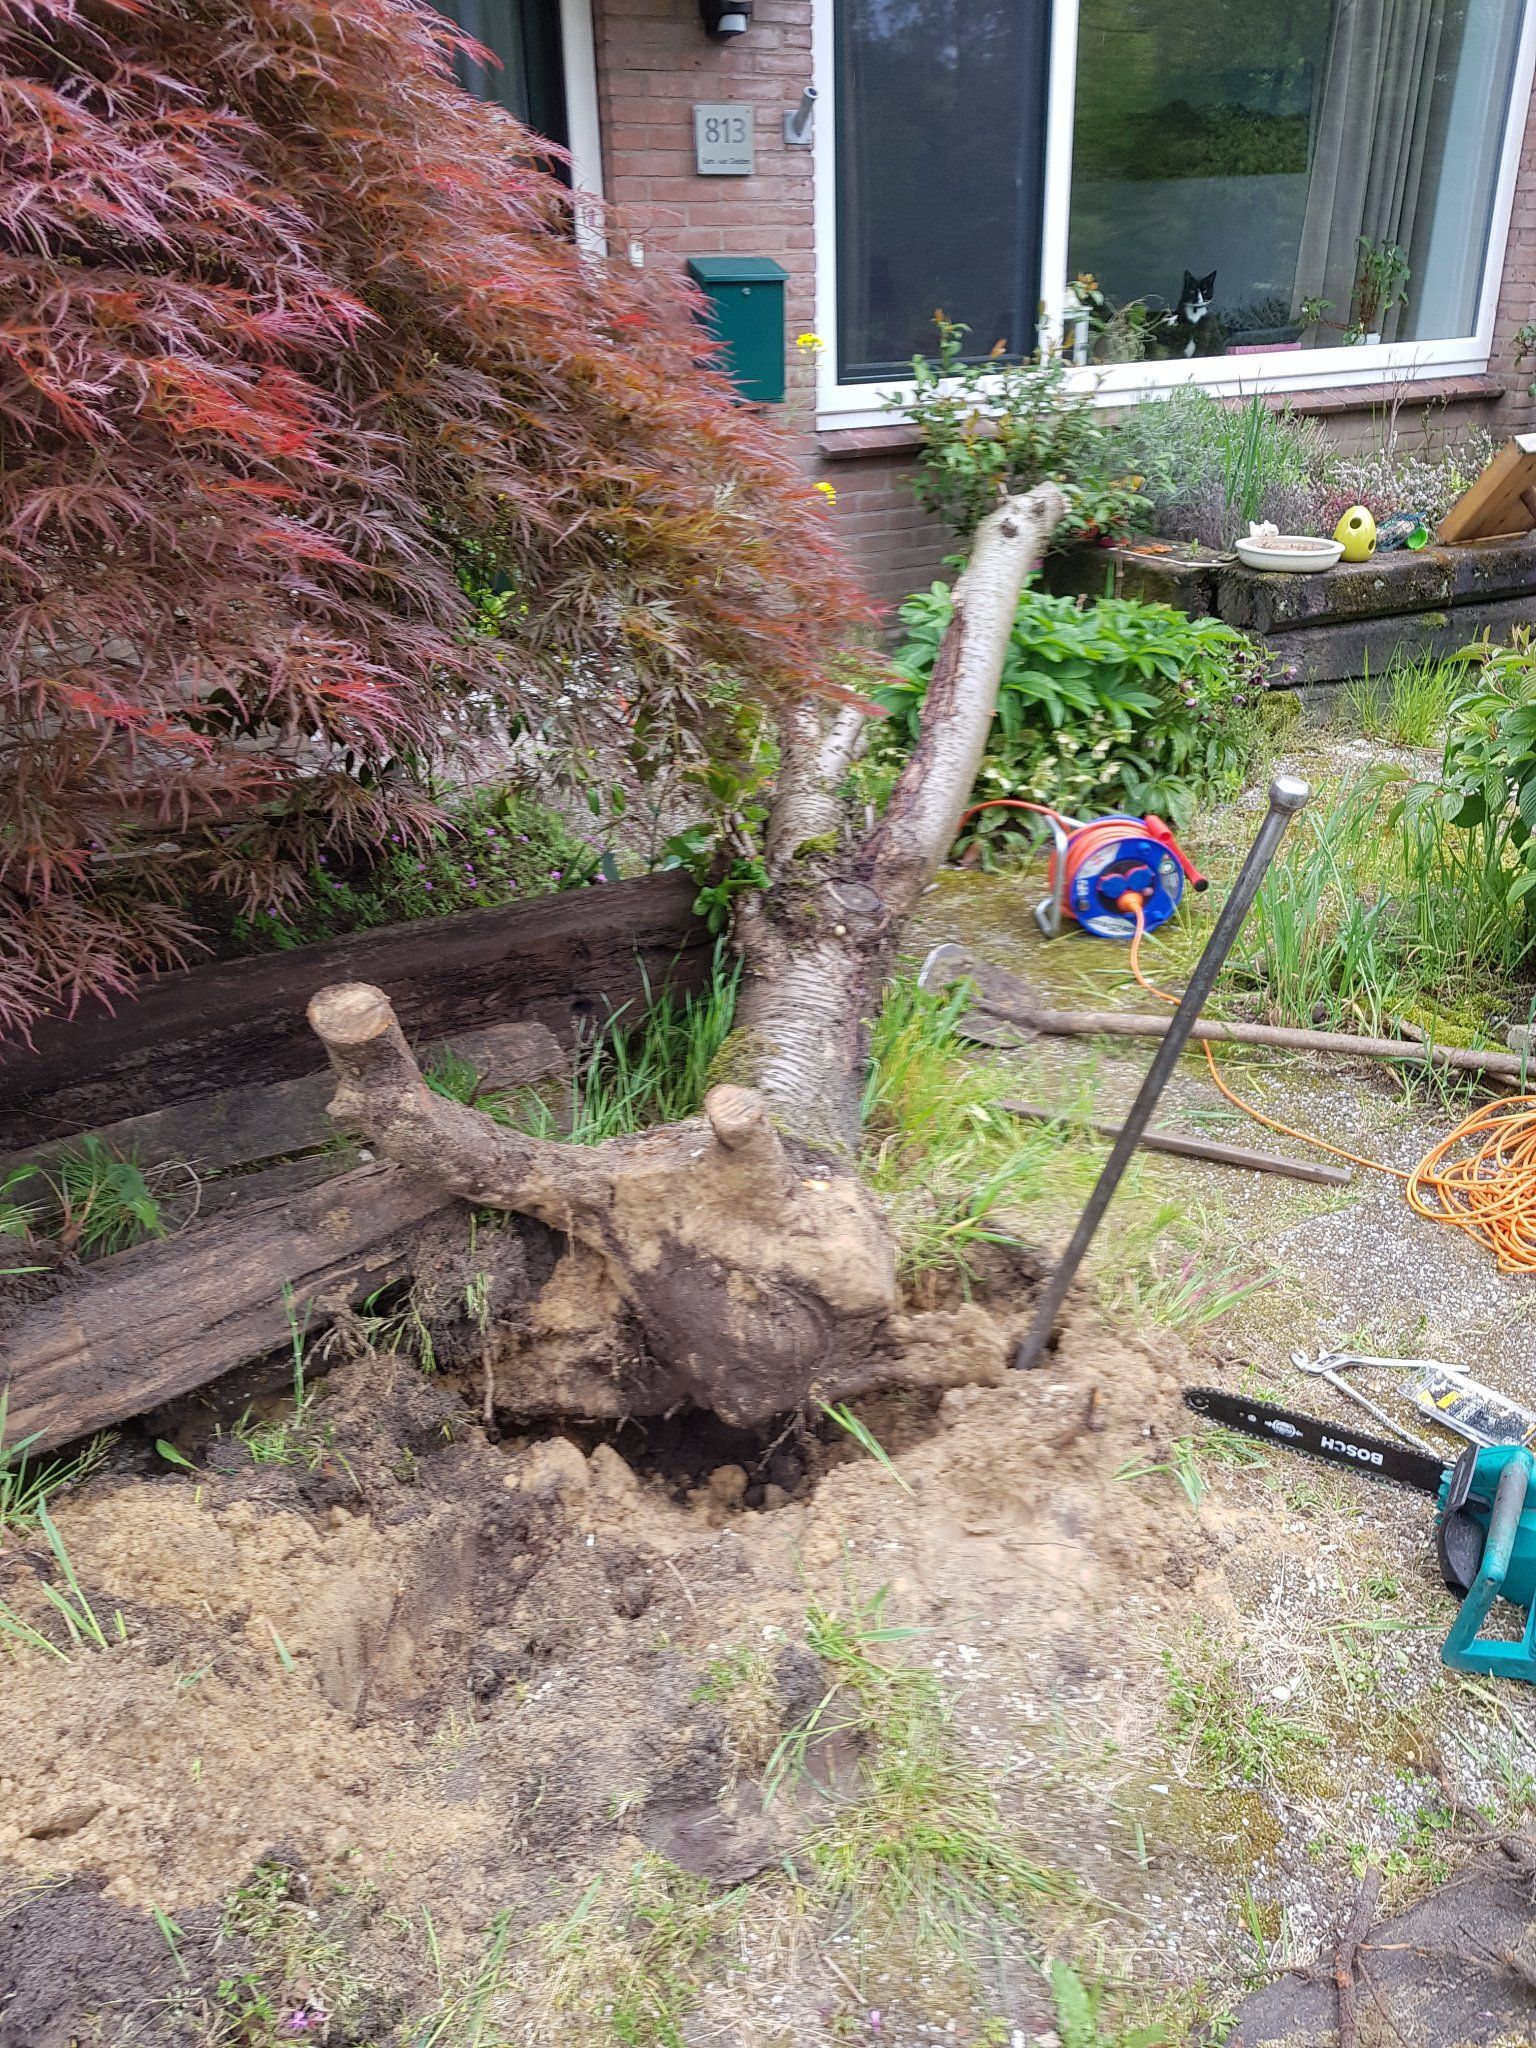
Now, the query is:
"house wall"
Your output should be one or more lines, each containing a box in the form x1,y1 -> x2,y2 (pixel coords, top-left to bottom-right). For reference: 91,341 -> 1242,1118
591,0 -> 1536,619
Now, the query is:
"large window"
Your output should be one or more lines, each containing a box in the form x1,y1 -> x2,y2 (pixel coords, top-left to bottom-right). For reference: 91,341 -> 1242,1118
835,0 -> 1053,381
823,0 -> 1533,394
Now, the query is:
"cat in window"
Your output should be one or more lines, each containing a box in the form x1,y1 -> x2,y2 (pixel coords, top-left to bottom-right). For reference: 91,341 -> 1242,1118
1163,270 -> 1223,358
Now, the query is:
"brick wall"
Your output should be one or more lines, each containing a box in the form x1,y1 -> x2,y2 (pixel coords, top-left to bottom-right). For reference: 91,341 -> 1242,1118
1489,78 -> 1536,431
592,1 -> 1536,613
590,0 -> 819,431
591,0 -> 938,610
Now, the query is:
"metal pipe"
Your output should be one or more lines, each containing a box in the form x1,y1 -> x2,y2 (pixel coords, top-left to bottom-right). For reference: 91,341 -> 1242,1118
999,1099 -> 1351,1186
1012,773 -> 1311,1371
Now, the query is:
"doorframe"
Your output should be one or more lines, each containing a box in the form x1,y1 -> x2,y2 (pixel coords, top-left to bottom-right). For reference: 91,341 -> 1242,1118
558,0 -> 604,204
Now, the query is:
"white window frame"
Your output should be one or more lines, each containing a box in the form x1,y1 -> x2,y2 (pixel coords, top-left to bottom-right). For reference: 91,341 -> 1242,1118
811,0 -> 1536,428
558,0 -> 604,206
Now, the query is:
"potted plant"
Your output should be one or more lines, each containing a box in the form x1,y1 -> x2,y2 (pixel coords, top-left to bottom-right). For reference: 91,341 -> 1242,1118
1350,238 -> 1410,344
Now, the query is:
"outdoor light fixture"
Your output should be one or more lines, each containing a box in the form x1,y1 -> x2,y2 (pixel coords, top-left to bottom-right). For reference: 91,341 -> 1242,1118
700,0 -> 751,37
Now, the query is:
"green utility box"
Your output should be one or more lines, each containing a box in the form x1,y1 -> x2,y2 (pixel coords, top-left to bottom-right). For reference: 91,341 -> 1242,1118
685,255 -> 789,404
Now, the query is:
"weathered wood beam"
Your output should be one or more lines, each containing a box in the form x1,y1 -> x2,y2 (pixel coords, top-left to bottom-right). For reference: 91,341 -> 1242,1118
0,1162 -> 451,1453
0,1019 -> 561,1200
0,874 -> 708,1149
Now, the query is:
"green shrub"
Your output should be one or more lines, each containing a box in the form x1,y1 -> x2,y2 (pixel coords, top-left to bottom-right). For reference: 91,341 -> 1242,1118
227,786 -> 597,952
896,315 -> 1148,544
1103,387 -> 1334,547
870,584 -> 1265,854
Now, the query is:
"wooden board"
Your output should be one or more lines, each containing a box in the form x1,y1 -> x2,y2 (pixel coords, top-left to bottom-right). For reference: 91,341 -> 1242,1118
1436,434 -> 1536,543
0,1162 -> 452,1453
0,1018 -> 561,1198
0,874 -> 708,1150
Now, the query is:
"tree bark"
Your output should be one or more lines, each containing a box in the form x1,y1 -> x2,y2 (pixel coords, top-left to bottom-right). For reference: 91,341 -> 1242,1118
305,487 -> 1065,1425
734,482 -> 1064,1153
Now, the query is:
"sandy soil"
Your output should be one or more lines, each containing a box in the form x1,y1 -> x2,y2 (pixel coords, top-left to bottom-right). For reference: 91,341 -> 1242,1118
7,734 -> 1536,2047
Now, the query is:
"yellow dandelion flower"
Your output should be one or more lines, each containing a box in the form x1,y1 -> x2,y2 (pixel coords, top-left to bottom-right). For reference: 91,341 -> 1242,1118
814,480 -> 837,505
794,332 -> 825,352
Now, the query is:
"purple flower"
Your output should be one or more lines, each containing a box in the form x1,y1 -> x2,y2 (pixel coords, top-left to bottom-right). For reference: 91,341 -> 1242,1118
422,881 -> 434,892
281,2008 -> 327,2036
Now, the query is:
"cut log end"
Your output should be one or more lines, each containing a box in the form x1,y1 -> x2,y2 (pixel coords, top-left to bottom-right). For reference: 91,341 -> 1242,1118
307,982 -> 397,1049
704,1084 -> 768,1151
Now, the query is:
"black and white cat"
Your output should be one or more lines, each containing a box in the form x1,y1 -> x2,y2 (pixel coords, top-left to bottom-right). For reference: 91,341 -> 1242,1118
1163,270 -> 1223,358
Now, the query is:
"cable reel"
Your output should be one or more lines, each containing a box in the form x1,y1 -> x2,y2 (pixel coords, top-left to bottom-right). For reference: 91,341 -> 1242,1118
955,799 -> 1207,942
1039,810 -> 1208,940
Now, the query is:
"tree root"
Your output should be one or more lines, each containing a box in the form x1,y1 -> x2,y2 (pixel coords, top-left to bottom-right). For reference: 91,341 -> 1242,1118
308,985 -> 899,1427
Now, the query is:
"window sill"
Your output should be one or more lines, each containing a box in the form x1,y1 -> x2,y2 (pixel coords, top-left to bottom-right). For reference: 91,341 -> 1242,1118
817,372 -> 1506,458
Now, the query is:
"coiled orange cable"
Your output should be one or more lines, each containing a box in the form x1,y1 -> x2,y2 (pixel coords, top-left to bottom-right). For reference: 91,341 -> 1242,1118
1122,899 -> 1536,1275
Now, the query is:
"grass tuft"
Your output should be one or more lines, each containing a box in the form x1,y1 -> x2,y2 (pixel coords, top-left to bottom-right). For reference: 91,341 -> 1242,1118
514,949 -> 742,1145
533,1859 -> 738,2048
47,1135 -> 167,1257
861,979 -> 1098,1284
771,1590 -> 1068,1959
0,1389 -> 112,1542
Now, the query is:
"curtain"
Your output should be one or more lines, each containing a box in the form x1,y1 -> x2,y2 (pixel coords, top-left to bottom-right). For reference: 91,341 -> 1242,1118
1291,0 -> 1454,339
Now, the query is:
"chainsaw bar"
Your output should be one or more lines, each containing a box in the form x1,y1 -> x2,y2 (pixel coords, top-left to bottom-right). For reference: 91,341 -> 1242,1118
1184,1387 -> 1448,1496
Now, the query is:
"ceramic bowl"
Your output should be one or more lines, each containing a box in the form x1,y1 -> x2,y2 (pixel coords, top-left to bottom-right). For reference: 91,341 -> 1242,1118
1234,535 -> 1345,574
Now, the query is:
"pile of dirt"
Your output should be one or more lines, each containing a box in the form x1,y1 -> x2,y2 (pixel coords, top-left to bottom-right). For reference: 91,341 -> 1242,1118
0,1300 -> 1201,2042
7,1286 -> 1527,2045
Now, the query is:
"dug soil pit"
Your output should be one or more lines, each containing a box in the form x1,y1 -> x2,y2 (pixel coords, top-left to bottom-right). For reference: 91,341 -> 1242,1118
7,1280 -> 1533,2046
0,1301 -> 1227,2044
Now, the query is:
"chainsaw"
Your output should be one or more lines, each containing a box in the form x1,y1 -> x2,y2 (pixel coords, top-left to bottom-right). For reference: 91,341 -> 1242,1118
1185,1387 -> 1536,1686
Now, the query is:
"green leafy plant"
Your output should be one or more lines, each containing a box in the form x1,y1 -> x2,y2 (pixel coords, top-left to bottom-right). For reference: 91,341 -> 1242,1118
228,785 -> 596,954
1352,236 -> 1411,339
1048,1959 -> 1170,2048
1104,384 -> 1335,547
1383,634 -> 1536,956
659,745 -> 776,934
47,1137 -> 166,1258
0,1390 -> 112,1541
872,583 -> 1264,844
896,314 -> 1148,542
1513,319 -> 1536,397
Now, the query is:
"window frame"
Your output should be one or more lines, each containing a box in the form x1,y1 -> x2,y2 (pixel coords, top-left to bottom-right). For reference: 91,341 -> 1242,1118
811,0 -> 1536,428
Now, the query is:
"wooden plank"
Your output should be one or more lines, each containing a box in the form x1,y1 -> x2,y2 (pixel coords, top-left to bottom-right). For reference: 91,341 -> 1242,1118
1437,435 -> 1536,544
0,1019 -> 561,1194
999,1100 -> 1352,1186
0,874 -> 707,1150
0,1162 -> 451,1453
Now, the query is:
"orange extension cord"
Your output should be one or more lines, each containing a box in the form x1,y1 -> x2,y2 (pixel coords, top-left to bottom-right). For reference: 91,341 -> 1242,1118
1124,900 -> 1536,1275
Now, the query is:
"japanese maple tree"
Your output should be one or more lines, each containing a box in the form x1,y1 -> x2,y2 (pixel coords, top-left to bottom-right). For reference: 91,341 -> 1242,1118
0,0 -> 866,1037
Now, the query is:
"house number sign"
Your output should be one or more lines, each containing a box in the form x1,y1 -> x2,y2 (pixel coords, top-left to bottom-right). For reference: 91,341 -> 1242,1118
693,104 -> 754,176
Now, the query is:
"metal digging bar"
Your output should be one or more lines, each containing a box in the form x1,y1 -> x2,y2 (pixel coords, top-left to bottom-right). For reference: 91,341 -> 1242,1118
1012,773 -> 1311,1371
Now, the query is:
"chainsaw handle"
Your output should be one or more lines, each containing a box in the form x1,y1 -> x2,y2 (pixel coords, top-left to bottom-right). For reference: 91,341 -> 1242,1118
1142,814 -> 1209,892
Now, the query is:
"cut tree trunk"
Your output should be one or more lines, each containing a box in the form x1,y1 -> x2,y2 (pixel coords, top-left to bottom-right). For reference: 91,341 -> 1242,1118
307,487 -> 1065,1426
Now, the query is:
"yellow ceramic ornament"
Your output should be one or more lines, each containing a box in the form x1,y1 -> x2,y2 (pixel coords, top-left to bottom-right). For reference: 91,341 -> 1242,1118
1334,504 -> 1377,562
